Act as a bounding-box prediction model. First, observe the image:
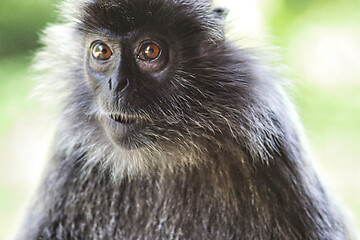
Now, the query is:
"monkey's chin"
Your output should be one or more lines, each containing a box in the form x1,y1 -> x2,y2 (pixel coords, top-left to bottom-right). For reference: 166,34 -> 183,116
101,116 -> 151,150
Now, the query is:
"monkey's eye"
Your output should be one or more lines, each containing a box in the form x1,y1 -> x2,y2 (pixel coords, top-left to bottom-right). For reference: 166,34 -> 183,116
91,42 -> 112,61
135,40 -> 168,73
138,42 -> 161,61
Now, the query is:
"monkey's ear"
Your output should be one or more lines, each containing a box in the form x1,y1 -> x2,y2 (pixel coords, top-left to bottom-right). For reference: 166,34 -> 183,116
212,7 -> 229,20
211,7 -> 229,33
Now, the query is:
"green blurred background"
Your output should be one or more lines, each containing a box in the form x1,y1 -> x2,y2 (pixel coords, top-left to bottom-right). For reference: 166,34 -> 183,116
0,0 -> 359,239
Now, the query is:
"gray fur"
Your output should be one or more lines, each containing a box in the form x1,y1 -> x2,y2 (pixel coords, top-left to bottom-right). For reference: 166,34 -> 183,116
17,0 -> 351,239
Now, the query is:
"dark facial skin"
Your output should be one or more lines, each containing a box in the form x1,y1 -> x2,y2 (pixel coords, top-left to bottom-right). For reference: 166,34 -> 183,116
85,32 -> 172,149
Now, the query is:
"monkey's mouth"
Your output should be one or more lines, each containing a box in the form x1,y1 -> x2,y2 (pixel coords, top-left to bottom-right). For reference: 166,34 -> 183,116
108,113 -> 148,125
109,113 -> 137,124
103,112 -> 151,149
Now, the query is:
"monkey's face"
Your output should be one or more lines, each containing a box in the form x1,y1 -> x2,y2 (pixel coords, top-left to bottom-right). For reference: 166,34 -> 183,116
85,33 -> 174,149
76,0 -> 231,150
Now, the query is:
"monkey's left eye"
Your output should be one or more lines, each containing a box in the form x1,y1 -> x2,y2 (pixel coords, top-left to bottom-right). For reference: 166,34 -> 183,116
137,42 -> 161,61
135,40 -> 168,73
91,42 -> 112,61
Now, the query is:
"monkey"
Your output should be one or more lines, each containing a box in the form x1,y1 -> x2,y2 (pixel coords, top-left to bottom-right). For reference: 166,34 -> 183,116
16,0 -> 353,239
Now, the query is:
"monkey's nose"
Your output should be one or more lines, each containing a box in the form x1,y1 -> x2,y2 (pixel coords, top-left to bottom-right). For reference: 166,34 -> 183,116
108,77 -> 129,93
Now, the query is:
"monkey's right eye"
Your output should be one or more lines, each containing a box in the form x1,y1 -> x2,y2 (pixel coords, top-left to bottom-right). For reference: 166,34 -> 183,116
91,42 -> 113,61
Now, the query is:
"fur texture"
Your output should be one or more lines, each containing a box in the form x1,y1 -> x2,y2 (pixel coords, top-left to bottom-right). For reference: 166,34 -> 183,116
17,0 -> 351,239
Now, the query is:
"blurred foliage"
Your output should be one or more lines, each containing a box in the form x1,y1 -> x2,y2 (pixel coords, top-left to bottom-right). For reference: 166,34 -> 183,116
294,80 -> 360,210
0,0 -> 58,132
263,0 -> 360,45
0,57 -> 33,133
0,0 -> 58,57
296,83 -> 360,141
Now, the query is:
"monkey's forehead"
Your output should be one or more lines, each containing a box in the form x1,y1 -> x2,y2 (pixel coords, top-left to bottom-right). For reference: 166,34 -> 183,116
74,0 -> 218,37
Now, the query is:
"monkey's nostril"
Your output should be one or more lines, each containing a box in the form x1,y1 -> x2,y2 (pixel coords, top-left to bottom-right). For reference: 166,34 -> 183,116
108,78 -> 129,93
116,78 -> 129,93
108,78 -> 112,91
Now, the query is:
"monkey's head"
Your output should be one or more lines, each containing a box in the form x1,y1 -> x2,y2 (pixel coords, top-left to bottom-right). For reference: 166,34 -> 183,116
77,0 -> 233,148
39,0 -> 280,177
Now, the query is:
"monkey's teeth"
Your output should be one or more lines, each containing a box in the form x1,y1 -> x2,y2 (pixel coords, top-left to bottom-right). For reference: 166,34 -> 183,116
109,113 -> 140,124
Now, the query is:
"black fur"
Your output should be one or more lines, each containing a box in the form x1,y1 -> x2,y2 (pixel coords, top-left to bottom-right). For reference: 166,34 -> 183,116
17,0 -> 350,239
